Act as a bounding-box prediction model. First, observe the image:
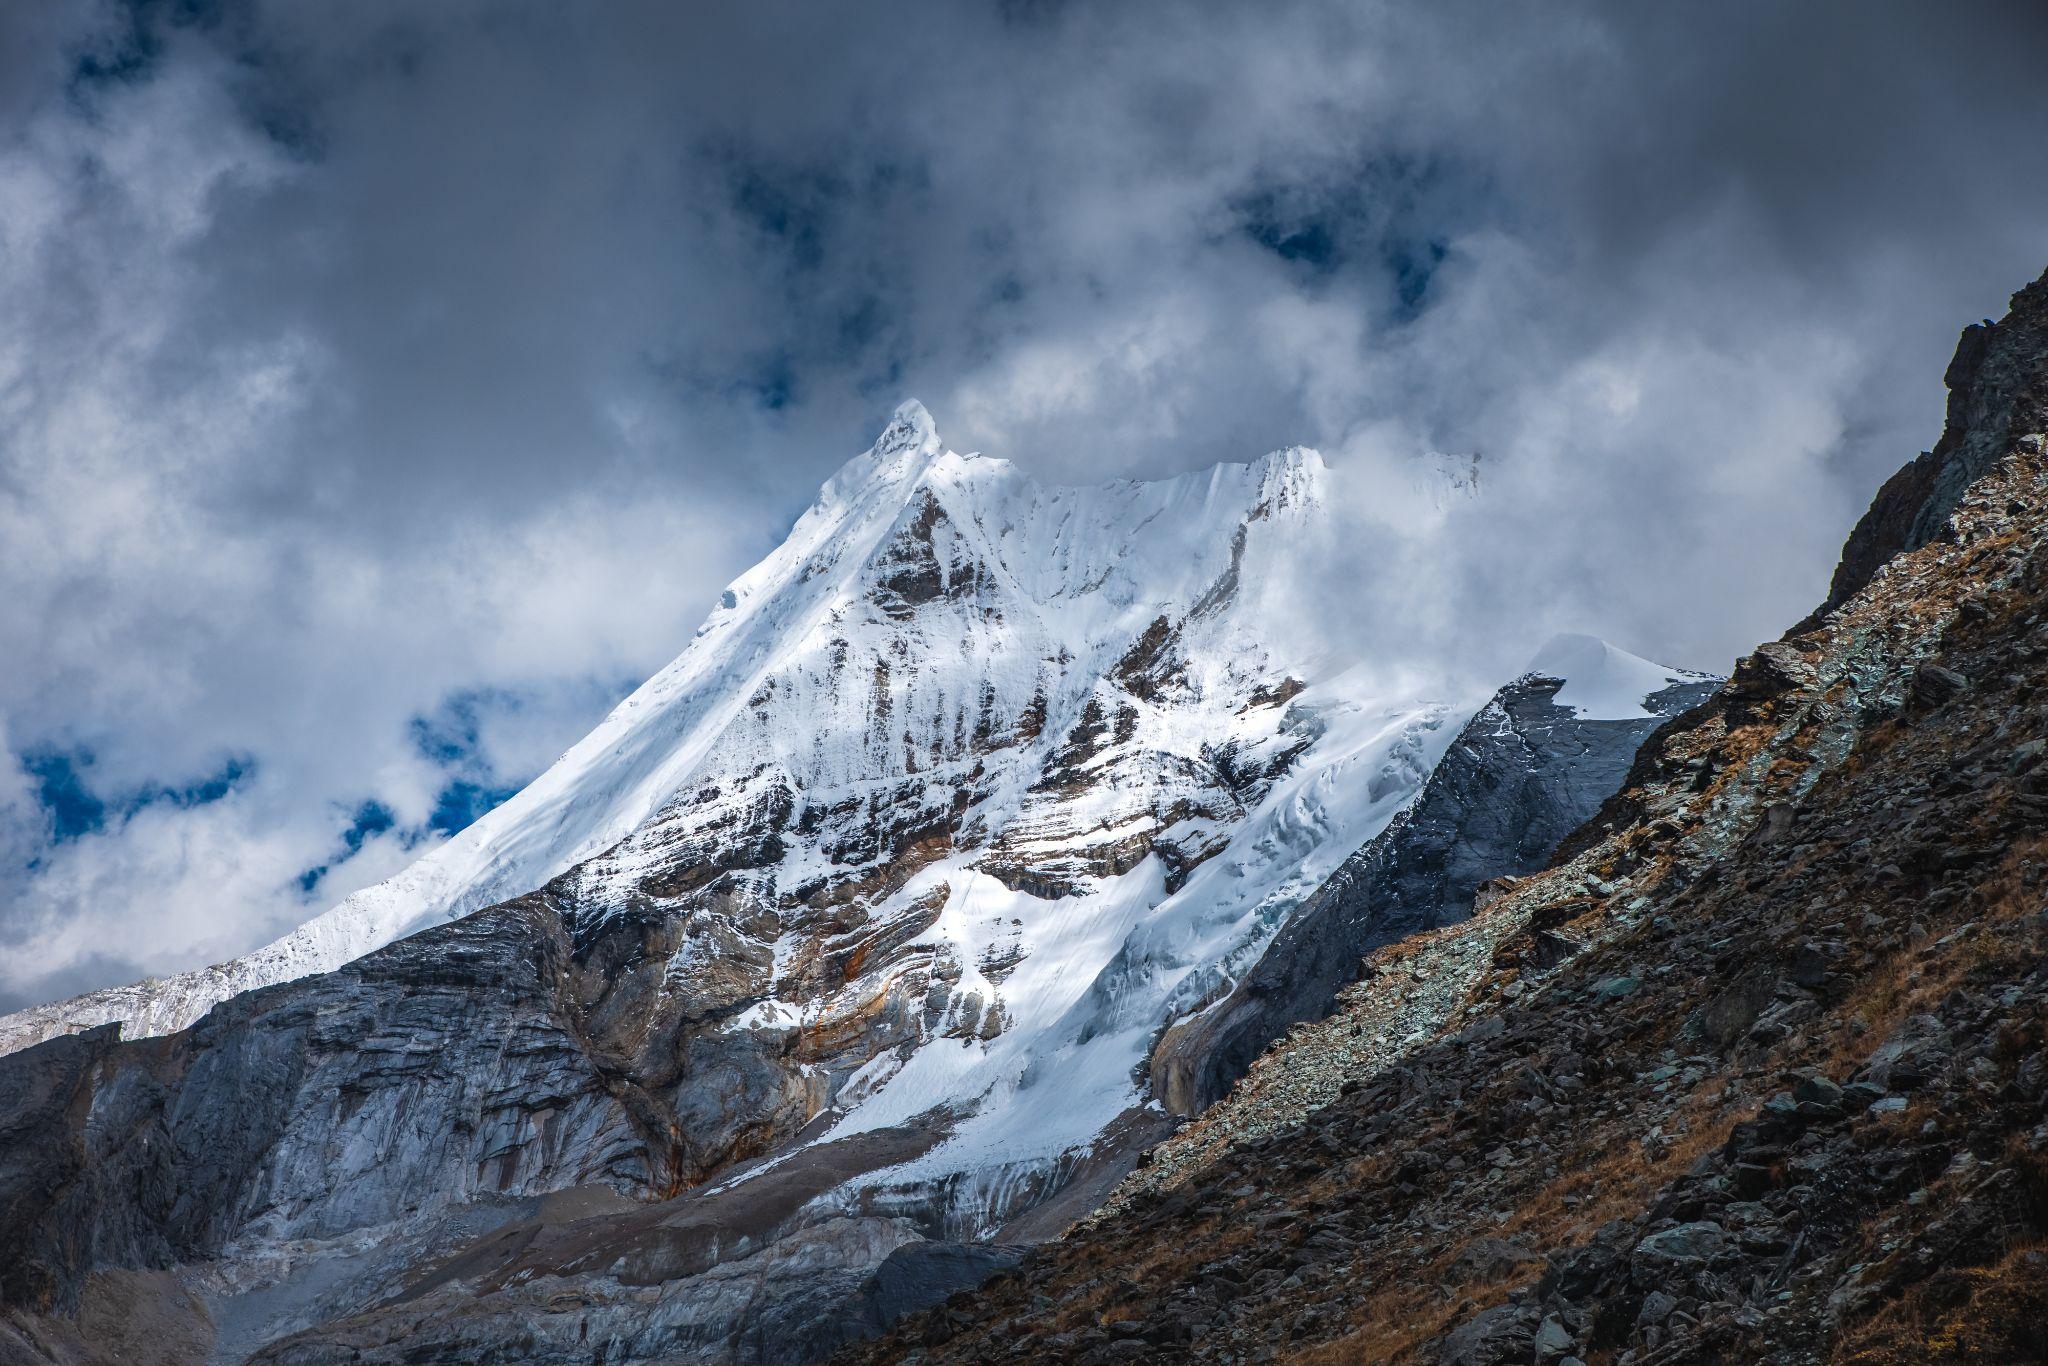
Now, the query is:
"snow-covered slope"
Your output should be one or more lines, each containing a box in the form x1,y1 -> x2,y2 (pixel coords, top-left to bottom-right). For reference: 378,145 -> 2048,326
1523,632 -> 1715,720
766,670 -> 1452,1230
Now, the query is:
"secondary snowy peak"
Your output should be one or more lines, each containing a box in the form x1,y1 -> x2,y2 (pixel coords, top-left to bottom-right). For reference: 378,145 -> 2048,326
1522,632 -> 1715,720
0,405 -> 1341,1063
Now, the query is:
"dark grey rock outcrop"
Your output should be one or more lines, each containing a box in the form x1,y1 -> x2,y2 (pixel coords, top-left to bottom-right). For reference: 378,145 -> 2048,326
0,899 -> 659,1317
1805,266 -> 2048,626
1151,671 -> 1715,1115
239,1121 -> 997,1366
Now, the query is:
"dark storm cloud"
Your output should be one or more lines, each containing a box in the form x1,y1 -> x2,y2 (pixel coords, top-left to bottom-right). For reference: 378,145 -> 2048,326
2,0 -> 2045,1007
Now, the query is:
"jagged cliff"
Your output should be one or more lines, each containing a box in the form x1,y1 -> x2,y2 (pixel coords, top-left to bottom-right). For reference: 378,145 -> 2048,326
853,272 -> 2048,1364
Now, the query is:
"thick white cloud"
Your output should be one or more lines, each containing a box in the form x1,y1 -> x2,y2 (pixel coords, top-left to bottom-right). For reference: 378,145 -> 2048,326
2,0 -> 2045,1008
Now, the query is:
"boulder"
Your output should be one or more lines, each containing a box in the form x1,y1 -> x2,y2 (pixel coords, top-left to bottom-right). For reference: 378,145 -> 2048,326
1633,1221 -> 1728,1268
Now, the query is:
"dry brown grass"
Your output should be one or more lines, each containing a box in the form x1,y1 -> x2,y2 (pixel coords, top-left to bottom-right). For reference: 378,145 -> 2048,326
1030,1200 -> 1278,1337
1496,1095 -> 1750,1248
1277,809 -> 2044,1364
1814,830 -> 2047,1075
1285,1269 -> 1524,1366
1275,1076 -> 1753,1366
1831,1238 -> 2048,1364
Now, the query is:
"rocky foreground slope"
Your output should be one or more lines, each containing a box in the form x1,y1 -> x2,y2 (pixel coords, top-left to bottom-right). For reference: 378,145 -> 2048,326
852,273 -> 2048,1364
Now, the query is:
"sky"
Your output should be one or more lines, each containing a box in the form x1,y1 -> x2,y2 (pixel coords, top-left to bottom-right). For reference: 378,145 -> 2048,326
3,0 -> 2046,1012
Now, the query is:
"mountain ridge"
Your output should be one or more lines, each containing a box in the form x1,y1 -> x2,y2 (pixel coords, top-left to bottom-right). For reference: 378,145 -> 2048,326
0,401 -> 1332,1061
0,394 -> 1716,1363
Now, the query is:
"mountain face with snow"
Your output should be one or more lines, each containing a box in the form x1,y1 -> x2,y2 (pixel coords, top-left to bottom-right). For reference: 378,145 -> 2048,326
1151,639 -> 1716,1115
0,405 -> 1708,1363
0,402 -> 1435,1067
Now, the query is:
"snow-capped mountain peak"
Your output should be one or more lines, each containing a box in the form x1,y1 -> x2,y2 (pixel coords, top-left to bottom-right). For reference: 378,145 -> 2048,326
0,410 -> 1377,1138
1523,631 -> 1715,720
814,398 -> 946,505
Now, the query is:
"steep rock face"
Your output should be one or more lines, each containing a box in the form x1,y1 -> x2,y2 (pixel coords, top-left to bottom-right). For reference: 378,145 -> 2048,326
0,899 -> 659,1319
1151,651 -> 1715,1115
1807,269 -> 2048,624
230,1124 -> 1022,1366
853,268 -> 2048,1366
235,1151 -> 1030,1365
